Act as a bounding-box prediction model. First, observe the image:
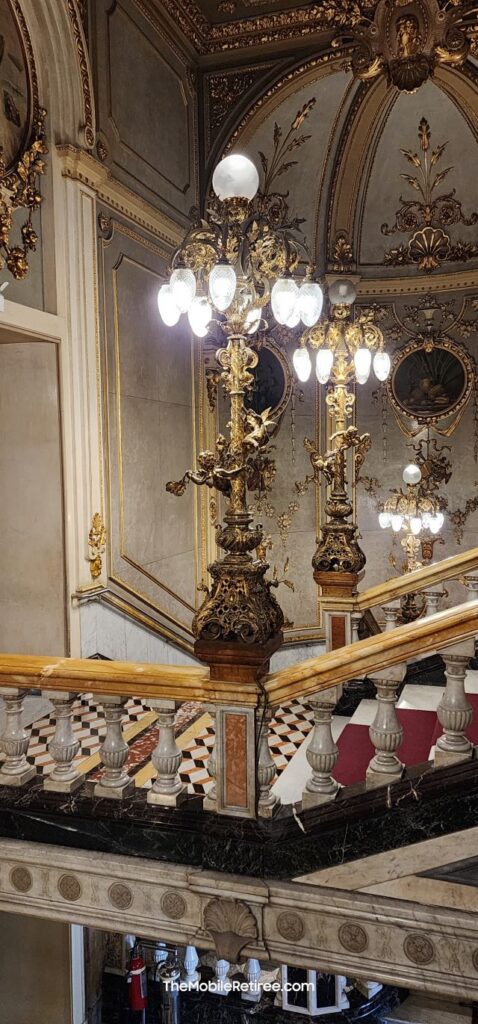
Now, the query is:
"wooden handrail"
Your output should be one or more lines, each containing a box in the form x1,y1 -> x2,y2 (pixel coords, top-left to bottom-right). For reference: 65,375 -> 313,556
265,599 -> 478,705
0,654 -> 258,706
355,547 -> 478,611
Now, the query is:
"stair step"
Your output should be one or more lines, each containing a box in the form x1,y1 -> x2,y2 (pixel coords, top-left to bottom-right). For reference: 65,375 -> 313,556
383,995 -> 472,1024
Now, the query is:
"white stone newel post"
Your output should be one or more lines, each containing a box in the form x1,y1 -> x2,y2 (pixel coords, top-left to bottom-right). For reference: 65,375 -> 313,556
366,671 -> 404,787
435,650 -> 473,766
182,946 -> 199,988
43,692 -> 82,793
302,691 -> 340,809
211,959 -> 230,995
93,695 -> 133,799
0,688 -> 36,786
242,958 -> 261,1002
147,700 -> 186,807
256,705 -> 279,818
203,704 -> 217,812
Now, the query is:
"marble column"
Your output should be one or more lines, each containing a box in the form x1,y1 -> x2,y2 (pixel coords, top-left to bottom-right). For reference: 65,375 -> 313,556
43,691 -> 82,793
435,653 -> 473,766
0,688 -> 36,786
92,695 -> 133,799
302,692 -> 340,808
147,700 -> 186,807
257,706 -> 280,819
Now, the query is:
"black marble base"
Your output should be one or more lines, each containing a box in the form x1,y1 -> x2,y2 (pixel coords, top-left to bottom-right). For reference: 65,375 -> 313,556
1,754 -> 478,879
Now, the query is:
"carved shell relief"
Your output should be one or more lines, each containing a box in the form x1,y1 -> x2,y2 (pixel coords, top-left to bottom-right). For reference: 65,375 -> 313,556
203,897 -> 258,961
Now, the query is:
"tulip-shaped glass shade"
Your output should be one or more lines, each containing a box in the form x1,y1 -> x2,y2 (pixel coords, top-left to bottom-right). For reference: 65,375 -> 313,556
422,512 -> 431,530
379,512 -> 391,529
188,296 -> 212,337
212,154 -> 259,201
373,350 -> 391,382
391,514 -> 403,532
410,516 -> 422,536
316,348 -> 334,384
354,347 -> 372,384
402,464 -> 422,486
271,277 -> 299,325
209,263 -> 237,311
328,278 -> 357,306
429,512 -> 444,534
299,281 -> 323,327
293,347 -> 312,383
170,267 -> 196,313
285,306 -> 301,328
158,284 -> 181,326
244,307 -> 261,334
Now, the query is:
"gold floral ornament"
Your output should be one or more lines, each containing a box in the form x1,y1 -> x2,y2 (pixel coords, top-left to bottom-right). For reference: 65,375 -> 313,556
0,106 -> 47,280
382,118 -> 478,273
88,513 -> 106,581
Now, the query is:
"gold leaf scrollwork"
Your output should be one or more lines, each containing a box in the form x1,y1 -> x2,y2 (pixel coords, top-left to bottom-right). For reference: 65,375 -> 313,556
88,513 -> 106,581
0,103 -> 48,280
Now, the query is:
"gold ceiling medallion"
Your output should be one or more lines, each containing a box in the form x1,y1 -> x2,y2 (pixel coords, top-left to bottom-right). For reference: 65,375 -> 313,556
341,0 -> 471,92
382,118 -> 478,272
0,1 -> 48,280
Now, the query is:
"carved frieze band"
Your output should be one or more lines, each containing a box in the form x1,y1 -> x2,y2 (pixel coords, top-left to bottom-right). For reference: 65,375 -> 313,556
0,839 -> 478,997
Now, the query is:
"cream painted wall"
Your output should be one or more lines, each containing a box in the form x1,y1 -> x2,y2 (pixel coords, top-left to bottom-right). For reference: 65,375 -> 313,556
0,912 -> 73,1024
0,335 -> 66,654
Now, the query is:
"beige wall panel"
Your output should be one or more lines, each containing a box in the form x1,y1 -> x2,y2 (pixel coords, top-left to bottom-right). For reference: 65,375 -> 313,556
0,337 -> 66,654
0,911 -> 71,1024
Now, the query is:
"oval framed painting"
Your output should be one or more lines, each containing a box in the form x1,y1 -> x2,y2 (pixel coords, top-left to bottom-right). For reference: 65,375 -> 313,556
244,340 -> 292,428
388,338 -> 474,426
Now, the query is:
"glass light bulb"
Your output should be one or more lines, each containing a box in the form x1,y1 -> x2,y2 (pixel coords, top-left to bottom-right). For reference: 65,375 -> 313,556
373,350 -> 391,382
299,281 -> 323,327
244,307 -> 261,334
328,278 -> 357,306
170,267 -> 196,313
315,348 -> 334,385
293,347 -> 312,383
212,154 -> 259,201
391,514 -> 403,532
209,263 -> 237,311
271,277 -> 299,325
354,347 -> 372,384
410,516 -> 422,536
188,296 -> 212,337
402,463 -> 422,486
157,284 -> 180,326
379,512 -> 391,529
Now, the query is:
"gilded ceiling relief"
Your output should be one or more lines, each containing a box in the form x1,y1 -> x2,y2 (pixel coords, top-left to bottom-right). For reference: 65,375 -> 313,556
204,64 -> 275,151
382,118 -> 478,273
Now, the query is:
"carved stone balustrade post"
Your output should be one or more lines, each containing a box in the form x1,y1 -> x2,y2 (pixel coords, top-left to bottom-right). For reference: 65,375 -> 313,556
211,958 -> 230,996
182,946 -> 199,989
366,635 -> 406,788
242,958 -> 261,1002
302,689 -> 340,808
257,705 -> 280,818
423,583 -> 445,616
92,695 -> 133,799
42,691 -> 82,793
203,704 -> 217,813
147,700 -> 187,807
463,573 -> 478,603
0,688 -> 36,786
382,600 -> 400,632
435,644 -> 473,766
351,611 -> 362,644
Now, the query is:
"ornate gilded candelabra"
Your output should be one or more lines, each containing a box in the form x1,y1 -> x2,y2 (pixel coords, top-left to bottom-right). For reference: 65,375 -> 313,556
379,462 -> 445,570
293,283 -> 390,588
159,103 -> 323,666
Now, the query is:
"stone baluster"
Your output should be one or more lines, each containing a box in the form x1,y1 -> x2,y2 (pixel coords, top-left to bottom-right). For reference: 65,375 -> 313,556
302,691 -> 340,808
203,704 -> 217,813
366,605 -> 405,788
0,688 -> 36,787
147,700 -> 186,807
423,583 -> 445,616
93,696 -> 133,799
256,705 -> 279,818
43,691 -> 82,793
211,958 -> 230,996
435,647 -> 473,766
382,600 -> 400,632
463,573 -> 478,603
242,958 -> 261,1002
182,945 -> 199,989
351,611 -> 362,644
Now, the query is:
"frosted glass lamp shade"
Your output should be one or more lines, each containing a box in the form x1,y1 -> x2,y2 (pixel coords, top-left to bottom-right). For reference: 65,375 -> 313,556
212,155 -> 259,201
410,517 -> 422,536
285,306 -> 301,328
379,512 -> 391,529
245,307 -> 261,334
402,464 -> 422,486
209,263 -> 237,311
328,278 -> 357,306
188,296 -> 212,337
271,277 -> 299,325
373,350 -> 391,382
299,281 -> 323,327
429,512 -> 444,534
391,514 -> 403,532
157,284 -> 180,326
293,347 -> 312,382
354,347 -> 372,384
170,267 -> 196,313
316,348 -> 334,384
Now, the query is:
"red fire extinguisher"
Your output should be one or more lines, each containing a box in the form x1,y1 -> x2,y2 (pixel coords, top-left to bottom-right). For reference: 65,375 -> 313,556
127,945 -> 148,1018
